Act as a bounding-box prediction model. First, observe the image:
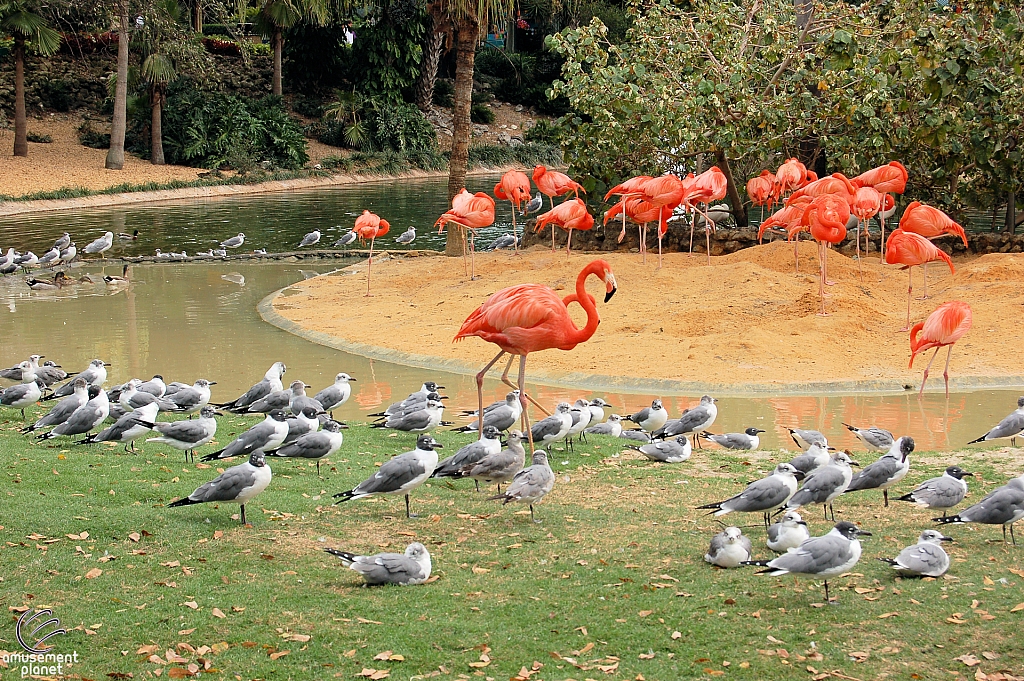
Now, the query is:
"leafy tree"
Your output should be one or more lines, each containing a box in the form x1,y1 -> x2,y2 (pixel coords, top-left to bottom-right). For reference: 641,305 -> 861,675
350,0 -> 426,101
250,0 -> 334,96
0,0 -> 60,157
550,0 -> 1023,228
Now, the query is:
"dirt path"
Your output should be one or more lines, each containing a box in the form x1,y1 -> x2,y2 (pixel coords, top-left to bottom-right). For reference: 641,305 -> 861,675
268,243 -> 1024,393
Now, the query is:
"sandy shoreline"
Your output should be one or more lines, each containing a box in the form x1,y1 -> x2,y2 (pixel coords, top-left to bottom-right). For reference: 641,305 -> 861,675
266,245 -> 1024,394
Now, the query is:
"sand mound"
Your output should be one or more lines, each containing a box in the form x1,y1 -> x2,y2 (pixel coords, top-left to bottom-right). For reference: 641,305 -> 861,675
270,245 -> 1024,392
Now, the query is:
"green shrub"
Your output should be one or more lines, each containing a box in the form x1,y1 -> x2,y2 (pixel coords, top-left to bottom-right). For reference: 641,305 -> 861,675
433,79 -> 454,108
156,81 -> 309,170
471,103 -> 495,124
77,121 -> 110,149
38,79 -> 74,112
248,41 -> 271,57
472,90 -> 494,104
320,95 -> 436,153
468,142 -> 562,168
26,132 -> 53,143
524,119 -> 562,146
291,95 -> 325,119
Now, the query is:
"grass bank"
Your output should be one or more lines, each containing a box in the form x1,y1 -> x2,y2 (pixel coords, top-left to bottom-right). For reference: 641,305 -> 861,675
1,407 -> 1021,680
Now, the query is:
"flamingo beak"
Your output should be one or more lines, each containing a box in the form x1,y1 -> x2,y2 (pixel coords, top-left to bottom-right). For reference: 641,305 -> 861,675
604,273 -> 617,303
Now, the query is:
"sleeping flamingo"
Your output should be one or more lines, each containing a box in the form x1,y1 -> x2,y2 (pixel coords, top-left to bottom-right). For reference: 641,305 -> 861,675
851,186 -> 882,278
455,260 -> 617,444
688,167 -> 728,264
885,229 -> 955,331
494,170 -> 532,254
535,198 -> 594,258
604,175 -> 654,260
603,196 -> 672,267
353,210 -> 390,296
638,174 -> 684,266
776,157 -> 813,196
435,189 -> 496,280
853,161 -> 908,260
897,201 -> 969,298
747,170 -> 777,225
803,194 -> 849,316
533,165 -> 585,226
909,300 -> 972,397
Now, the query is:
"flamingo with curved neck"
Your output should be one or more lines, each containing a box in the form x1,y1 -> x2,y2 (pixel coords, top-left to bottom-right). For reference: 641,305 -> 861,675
455,260 -> 617,443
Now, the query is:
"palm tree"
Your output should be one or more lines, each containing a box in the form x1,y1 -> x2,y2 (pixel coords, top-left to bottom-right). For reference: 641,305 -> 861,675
139,0 -> 187,165
0,0 -> 60,157
428,0 -> 511,256
105,0 -> 131,170
253,0 -> 331,96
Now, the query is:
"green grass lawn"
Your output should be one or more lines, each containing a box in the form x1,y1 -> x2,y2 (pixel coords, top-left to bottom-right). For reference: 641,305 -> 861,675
1,407 -> 1022,681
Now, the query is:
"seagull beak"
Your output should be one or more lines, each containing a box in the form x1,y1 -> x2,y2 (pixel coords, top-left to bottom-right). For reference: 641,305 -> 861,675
438,395 -> 449,400
962,472 -> 975,477
436,385 -> 446,390
793,470 -> 806,481
856,528 -> 872,537
939,535 -> 953,542
797,520 -> 808,526
337,422 -> 349,429
212,410 -> 226,416
103,362 -> 112,367
348,378 -> 357,381
850,460 -> 861,467
208,381 -> 218,385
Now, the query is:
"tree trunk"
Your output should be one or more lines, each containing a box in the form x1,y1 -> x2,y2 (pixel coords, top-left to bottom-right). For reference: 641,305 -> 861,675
445,15 -> 477,256
272,28 -> 283,96
415,28 -> 445,112
1005,188 -> 1016,235
150,88 -> 165,165
105,10 -> 130,170
193,0 -> 203,32
13,38 -> 27,157
795,0 -> 813,30
715,149 -> 747,228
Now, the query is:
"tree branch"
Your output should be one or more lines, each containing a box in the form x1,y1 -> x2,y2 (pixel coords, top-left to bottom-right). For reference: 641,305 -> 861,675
760,6 -> 816,99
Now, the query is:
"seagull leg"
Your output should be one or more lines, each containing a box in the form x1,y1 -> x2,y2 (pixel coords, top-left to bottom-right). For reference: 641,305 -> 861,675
824,580 -> 833,604
476,350 -> 506,440
920,347 -> 941,397
240,504 -> 247,525
1011,523 -> 1016,546
943,345 -> 953,398
474,479 -> 480,492
823,504 -> 828,521
531,504 -> 541,524
316,460 -> 321,476
883,489 -> 889,507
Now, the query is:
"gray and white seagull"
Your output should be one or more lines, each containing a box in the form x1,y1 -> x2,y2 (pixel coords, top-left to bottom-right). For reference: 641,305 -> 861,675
895,465 -> 973,517
202,409 -> 290,462
786,451 -> 858,521
627,399 -> 669,433
298,230 -> 321,247
787,441 -> 833,475
217,362 -> 286,412
629,435 -> 691,463
845,436 -> 914,506
698,462 -> 805,529
333,434 -> 443,518
165,378 -> 216,415
168,451 -> 272,525
77,402 -> 159,452
453,392 -> 521,434
704,526 -> 752,568
789,428 -> 827,450
266,419 -> 346,475
967,396 -> 1024,447
324,542 -> 432,587
370,399 -> 445,433
432,426 -> 502,489
313,372 -> 355,417
584,414 -> 623,437
22,377 -> 89,433
51,359 -> 110,398
530,403 -> 573,449
704,427 -> 764,450
1,377 -> 44,419
842,423 -> 894,452
934,473 -> 1024,544
655,395 -> 717,448
878,530 -> 952,577
743,521 -> 871,603
145,405 -> 220,461
37,387 -> 109,439
489,449 -> 555,523
221,233 -> 245,249
453,429 -> 527,493
766,511 -> 810,553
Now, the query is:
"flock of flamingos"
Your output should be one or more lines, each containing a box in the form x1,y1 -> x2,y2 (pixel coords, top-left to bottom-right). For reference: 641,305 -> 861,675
346,159 -> 976,442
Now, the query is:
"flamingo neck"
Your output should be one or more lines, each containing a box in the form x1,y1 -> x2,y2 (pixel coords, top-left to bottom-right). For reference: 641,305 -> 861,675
567,263 -> 603,345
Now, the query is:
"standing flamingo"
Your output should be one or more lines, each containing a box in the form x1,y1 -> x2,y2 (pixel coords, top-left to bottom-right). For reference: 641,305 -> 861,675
354,210 -> 390,296
533,166 -> 585,250
758,196 -> 812,272
604,197 -> 672,267
747,170 -> 777,225
897,201 -> 969,298
455,260 -> 617,444
638,174 -> 684,266
494,170 -> 532,255
786,172 -> 858,205
853,161 -> 908,260
803,194 -> 850,316
909,301 -> 972,397
851,186 -> 881,278
604,175 -> 654,258
776,158 -> 809,196
535,198 -> 594,258
688,167 -> 728,264
885,229 -> 955,331
435,190 -> 496,279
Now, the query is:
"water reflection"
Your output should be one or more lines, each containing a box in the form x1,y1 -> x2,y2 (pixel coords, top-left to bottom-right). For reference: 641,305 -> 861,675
0,260 -> 1019,451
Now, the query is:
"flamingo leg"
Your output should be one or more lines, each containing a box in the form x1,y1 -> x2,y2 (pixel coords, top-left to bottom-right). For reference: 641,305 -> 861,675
919,262 -> 929,299
638,224 -> 645,264
689,210 -> 696,255
551,224 -> 556,253
793,233 -> 800,273
517,355 -> 535,453
919,346 -> 941,397
511,206 -> 520,256
705,217 -> 714,266
566,228 -> 573,259
365,236 -> 376,297
470,229 -> 477,280
825,243 -> 835,286
657,229 -> 663,269
879,194 -> 888,262
462,225 -> 469,276
899,267 -> 913,332
943,345 -> 953,398
476,350 -> 506,439
856,219 -> 863,281
500,356 -> 550,417
618,202 -> 627,244
817,242 -> 830,316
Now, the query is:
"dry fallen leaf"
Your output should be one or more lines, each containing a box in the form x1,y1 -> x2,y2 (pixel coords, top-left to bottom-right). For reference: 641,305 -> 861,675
1010,602 -> 1024,613
638,610 -> 653,618
269,650 -> 290,660
128,532 -> 141,542
671,631 -> 682,640
182,601 -> 199,610
955,654 -> 981,667
85,568 -> 103,579
288,634 -> 311,643
849,651 -> 870,662
211,608 -> 226,619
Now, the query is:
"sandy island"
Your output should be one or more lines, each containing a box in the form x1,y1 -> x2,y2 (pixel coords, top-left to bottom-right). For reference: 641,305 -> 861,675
266,242 -> 1024,394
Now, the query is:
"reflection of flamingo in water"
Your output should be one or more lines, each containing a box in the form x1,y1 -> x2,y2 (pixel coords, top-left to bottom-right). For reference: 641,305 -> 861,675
435,189 -> 495,280
494,170 -> 532,255
885,229 -> 955,331
455,260 -> 617,444
354,361 -> 391,411
896,201 -> 968,299
909,300 -> 972,398
354,210 -> 390,297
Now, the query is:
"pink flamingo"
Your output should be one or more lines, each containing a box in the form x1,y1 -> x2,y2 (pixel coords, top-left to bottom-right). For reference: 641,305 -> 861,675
535,198 -> 594,258
803,194 -> 849,316
885,229 -> 955,331
909,300 -> 972,397
897,201 -> 969,299
851,186 -> 881,278
455,260 -> 617,444
435,190 -> 495,280
604,175 -> 653,259
853,161 -> 908,260
353,210 -> 390,296
494,170 -> 532,254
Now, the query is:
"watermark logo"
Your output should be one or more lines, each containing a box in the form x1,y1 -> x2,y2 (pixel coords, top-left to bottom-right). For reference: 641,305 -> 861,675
16,608 -> 66,654
1,608 -> 79,679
